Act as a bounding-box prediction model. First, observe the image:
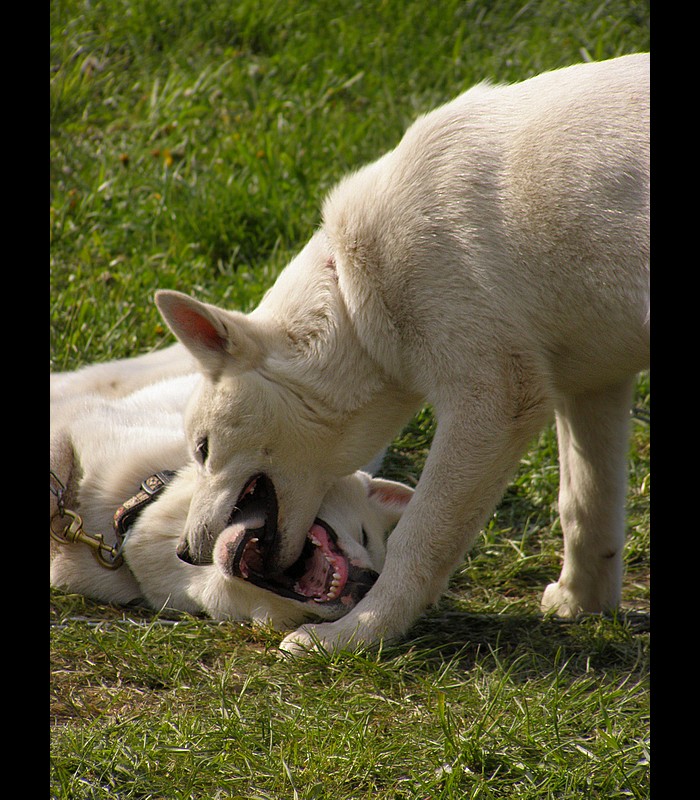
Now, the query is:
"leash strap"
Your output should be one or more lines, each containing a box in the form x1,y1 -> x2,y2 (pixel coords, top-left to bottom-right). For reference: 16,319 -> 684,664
113,470 -> 177,545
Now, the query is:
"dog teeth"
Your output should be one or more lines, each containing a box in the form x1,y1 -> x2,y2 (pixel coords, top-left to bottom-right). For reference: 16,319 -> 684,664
311,582 -> 341,603
304,528 -> 343,602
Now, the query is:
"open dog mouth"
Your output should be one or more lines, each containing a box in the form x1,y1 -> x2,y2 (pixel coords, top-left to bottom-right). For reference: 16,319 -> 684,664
217,474 -> 379,609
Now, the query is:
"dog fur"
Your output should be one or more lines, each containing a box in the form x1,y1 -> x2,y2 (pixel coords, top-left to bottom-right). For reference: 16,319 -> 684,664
50,359 -> 413,627
148,54 -> 648,653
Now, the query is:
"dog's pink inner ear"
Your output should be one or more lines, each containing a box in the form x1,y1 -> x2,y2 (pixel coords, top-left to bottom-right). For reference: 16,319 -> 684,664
368,480 -> 414,511
175,305 -> 226,352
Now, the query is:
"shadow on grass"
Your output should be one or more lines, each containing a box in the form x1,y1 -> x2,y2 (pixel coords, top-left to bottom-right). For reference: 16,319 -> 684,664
394,605 -> 650,679
51,587 -> 649,682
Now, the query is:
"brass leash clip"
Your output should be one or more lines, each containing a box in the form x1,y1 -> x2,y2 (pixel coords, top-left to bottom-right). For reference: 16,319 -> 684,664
50,471 -> 124,570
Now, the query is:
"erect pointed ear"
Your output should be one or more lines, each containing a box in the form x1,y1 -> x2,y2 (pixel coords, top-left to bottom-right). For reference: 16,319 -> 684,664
366,477 -> 414,527
155,290 -> 265,380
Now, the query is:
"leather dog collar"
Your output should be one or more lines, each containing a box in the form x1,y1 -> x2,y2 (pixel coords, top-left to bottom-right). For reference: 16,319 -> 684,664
113,470 -> 177,545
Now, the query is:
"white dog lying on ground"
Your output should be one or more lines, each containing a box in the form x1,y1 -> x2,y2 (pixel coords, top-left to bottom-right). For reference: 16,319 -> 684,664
149,53 -> 649,654
50,355 -> 413,628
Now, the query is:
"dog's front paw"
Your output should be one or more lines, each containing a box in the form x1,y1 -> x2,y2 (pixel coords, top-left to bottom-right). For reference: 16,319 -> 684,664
542,578 -> 622,618
541,581 -> 583,618
278,625 -> 323,656
279,619 -> 369,657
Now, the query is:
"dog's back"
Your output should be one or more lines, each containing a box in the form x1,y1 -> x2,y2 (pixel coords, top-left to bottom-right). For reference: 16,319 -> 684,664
323,53 -> 649,395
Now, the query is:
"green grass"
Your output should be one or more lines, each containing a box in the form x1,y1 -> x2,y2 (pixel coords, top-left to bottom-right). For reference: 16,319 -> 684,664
50,2 -> 650,798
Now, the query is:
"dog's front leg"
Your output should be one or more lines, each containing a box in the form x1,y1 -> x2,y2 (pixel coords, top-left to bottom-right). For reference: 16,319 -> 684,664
541,379 -> 635,617
280,392 -> 551,655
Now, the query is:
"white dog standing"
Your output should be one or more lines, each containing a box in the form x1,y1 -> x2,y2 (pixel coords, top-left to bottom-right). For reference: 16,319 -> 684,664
148,54 -> 648,653
50,359 -> 413,628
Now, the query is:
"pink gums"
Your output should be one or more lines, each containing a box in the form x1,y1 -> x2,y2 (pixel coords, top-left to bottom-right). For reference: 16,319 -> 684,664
297,523 -> 349,602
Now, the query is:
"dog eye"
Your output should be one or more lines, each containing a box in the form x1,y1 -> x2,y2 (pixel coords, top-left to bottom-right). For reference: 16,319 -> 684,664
194,436 -> 209,465
361,527 -> 368,548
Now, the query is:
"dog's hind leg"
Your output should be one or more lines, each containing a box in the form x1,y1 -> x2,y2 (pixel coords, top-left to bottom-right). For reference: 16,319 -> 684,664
542,378 -> 636,617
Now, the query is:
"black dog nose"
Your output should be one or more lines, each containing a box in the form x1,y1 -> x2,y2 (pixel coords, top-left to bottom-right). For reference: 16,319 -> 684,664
176,540 -> 194,564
